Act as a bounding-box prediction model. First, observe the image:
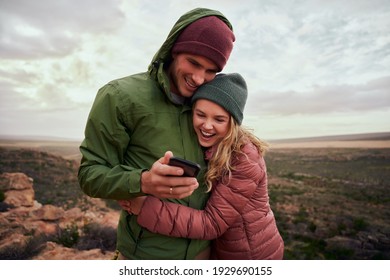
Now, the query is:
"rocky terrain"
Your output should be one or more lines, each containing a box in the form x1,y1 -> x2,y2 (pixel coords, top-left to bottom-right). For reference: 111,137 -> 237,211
0,144 -> 121,260
0,137 -> 389,259
0,172 -> 119,260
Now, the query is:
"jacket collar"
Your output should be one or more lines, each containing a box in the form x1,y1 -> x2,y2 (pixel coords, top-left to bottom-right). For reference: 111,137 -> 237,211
204,145 -> 218,161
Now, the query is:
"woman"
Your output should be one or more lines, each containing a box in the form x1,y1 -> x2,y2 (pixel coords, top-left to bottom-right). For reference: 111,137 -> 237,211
121,73 -> 284,259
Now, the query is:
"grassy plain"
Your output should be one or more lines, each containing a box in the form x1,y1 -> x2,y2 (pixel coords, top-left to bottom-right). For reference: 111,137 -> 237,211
266,140 -> 390,259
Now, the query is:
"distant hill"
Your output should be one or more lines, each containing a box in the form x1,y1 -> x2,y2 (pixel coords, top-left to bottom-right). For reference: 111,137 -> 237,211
0,137 -> 82,160
270,132 -> 390,143
0,135 -> 82,142
2,131 -> 390,144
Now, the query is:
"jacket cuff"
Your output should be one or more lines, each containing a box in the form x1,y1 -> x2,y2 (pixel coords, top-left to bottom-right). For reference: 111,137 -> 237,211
128,168 -> 147,194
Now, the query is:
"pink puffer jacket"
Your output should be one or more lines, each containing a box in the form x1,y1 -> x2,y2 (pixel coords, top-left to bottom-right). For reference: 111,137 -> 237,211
137,142 -> 284,259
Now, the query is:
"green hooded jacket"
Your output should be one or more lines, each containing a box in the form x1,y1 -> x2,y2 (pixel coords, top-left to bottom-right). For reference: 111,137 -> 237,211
78,8 -> 233,259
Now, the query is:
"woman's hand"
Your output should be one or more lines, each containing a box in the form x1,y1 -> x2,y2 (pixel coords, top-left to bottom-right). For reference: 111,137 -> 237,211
118,196 -> 147,215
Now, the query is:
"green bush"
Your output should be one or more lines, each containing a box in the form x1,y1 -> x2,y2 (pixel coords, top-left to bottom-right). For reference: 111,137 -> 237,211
0,234 -> 49,260
353,217 -> 369,231
55,224 -> 79,248
77,222 -> 116,253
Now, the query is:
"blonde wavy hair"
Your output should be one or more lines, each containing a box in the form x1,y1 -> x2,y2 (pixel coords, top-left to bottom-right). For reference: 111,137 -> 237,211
204,116 -> 269,192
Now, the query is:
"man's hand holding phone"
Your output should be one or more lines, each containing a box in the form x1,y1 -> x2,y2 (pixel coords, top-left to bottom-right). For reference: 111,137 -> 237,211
140,151 -> 200,199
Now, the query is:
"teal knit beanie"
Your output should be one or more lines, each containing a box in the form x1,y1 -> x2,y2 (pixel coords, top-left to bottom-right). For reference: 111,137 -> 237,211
191,73 -> 248,125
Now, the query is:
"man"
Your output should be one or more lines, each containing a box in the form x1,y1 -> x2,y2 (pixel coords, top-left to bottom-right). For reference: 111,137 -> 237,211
78,7 -> 235,259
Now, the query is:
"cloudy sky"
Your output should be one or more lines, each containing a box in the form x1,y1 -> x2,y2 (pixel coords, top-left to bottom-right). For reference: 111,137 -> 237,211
1,0 -> 389,141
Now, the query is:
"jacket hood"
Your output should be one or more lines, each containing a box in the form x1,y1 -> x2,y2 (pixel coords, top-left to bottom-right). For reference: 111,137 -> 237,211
147,8 -> 233,84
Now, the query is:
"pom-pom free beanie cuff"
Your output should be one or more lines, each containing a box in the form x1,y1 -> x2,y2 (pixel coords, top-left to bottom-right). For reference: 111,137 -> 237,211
172,16 -> 235,71
192,73 -> 247,125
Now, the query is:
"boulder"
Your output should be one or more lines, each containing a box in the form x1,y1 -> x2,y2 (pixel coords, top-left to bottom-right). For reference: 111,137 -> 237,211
0,173 -> 35,207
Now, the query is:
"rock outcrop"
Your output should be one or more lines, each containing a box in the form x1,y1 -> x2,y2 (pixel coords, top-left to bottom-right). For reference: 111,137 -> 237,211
0,172 -> 119,260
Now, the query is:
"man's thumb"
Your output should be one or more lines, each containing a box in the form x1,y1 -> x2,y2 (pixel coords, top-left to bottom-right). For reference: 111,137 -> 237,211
161,151 -> 173,164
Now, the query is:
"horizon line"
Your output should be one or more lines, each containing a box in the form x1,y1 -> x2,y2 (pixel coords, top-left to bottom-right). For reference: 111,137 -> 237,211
1,131 -> 389,143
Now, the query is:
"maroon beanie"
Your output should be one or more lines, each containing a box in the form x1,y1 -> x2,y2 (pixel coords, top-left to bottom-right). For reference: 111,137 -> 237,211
172,16 -> 235,71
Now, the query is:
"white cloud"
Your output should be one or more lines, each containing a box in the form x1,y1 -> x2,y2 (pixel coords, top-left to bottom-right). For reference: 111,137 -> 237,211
1,0 -> 389,139
245,75 -> 390,116
0,0 -> 125,59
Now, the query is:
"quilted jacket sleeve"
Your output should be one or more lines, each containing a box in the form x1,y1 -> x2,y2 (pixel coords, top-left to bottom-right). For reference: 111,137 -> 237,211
137,144 -> 265,239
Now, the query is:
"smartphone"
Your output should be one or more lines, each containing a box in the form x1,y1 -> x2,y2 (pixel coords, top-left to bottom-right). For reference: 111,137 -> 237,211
168,157 -> 201,177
